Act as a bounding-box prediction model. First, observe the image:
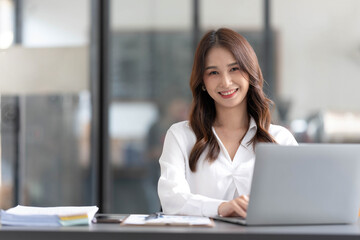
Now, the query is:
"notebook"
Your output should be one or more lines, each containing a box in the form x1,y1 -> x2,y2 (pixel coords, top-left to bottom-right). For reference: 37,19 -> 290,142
213,144 -> 360,225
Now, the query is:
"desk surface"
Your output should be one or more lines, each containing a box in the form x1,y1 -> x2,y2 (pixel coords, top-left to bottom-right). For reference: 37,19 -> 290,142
1,218 -> 360,240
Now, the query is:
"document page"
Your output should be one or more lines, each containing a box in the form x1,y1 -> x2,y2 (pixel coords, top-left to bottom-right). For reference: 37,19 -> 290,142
122,214 -> 214,227
5,205 -> 98,217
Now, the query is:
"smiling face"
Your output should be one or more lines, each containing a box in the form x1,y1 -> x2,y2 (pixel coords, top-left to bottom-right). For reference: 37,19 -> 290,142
203,46 -> 250,112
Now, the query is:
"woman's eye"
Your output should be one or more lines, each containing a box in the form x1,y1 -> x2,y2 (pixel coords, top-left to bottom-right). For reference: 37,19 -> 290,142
209,71 -> 218,75
230,67 -> 240,72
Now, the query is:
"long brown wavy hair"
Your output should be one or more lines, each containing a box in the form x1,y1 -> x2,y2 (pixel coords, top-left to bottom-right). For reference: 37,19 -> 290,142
189,28 -> 276,172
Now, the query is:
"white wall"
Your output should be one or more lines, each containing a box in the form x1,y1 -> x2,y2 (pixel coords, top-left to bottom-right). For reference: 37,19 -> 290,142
201,0 -> 263,30
110,0 -> 263,31
23,0 -> 89,47
272,0 -> 360,120
111,0 -> 192,30
0,46 -> 88,94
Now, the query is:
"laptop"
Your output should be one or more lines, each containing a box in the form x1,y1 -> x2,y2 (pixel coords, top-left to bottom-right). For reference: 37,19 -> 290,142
213,144 -> 360,225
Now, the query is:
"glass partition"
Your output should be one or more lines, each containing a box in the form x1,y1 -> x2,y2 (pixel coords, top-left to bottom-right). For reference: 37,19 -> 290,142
108,0 -> 192,213
0,0 -> 92,208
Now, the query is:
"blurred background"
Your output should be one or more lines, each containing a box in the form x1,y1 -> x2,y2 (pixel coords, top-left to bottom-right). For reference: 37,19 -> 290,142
0,0 -> 360,213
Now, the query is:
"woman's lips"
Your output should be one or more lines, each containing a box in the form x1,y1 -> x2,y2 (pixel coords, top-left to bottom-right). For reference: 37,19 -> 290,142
219,88 -> 238,98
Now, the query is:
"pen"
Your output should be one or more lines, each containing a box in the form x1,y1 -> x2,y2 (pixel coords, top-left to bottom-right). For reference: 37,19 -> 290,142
145,212 -> 163,221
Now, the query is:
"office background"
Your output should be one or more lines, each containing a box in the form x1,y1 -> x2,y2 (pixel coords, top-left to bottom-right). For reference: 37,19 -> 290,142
0,0 -> 360,213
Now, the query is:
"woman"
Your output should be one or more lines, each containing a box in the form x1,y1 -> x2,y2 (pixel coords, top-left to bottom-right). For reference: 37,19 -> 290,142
157,28 -> 297,218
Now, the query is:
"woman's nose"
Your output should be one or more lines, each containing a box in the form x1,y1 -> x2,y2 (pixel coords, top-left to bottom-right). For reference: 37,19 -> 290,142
221,73 -> 232,87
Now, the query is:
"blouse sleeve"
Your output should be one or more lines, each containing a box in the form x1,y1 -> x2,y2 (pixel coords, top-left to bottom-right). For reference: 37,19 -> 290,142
157,128 -> 224,217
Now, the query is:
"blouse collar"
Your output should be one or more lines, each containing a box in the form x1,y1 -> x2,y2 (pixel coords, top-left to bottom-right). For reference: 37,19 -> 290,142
248,116 -> 257,131
240,116 -> 257,149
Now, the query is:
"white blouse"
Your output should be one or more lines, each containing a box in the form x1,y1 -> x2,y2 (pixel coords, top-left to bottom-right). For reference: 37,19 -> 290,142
157,117 -> 298,217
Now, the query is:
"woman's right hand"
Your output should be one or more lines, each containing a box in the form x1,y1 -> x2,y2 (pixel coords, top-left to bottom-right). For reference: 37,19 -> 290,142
218,195 -> 249,218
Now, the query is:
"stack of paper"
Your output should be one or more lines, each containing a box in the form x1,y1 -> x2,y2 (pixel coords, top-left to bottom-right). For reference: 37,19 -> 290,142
0,205 -> 98,226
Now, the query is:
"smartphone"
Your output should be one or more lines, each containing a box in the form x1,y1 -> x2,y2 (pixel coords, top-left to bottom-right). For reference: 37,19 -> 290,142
93,214 -> 126,223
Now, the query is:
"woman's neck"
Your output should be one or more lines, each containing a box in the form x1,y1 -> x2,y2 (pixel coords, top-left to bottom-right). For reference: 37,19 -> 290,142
214,105 -> 249,131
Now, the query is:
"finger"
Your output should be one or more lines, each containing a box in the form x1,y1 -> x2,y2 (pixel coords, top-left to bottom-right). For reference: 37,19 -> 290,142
235,195 -> 249,202
230,201 -> 247,218
218,201 -> 240,217
234,197 -> 249,211
237,195 -> 249,203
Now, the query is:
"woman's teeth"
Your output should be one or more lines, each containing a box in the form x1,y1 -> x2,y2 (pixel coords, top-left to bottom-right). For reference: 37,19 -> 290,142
220,89 -> 237,95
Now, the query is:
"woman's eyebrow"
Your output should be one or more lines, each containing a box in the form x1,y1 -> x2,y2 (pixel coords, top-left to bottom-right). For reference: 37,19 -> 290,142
205,62 -> 238,70
227,62 -> 238,67
204,65 -> 217,70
